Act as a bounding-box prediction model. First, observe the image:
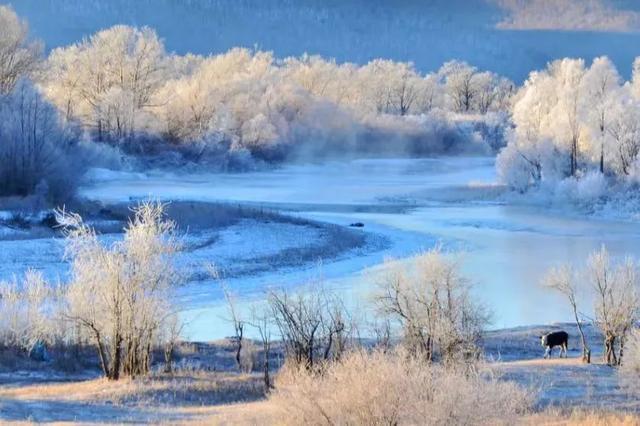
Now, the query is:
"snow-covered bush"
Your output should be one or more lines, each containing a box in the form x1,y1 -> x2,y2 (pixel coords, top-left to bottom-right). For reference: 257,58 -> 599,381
554,171 -> 608,206
0,270 -> 66,353
60,201 -> 181,380
375,248 -> 489,363
620,329 -> 640,396
270,349 -> 532,425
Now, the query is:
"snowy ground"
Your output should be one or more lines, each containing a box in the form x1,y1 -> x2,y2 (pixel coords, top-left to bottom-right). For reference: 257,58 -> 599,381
0,201 -> 374,286
485,323 -> 638,413
0,323 -> 636,424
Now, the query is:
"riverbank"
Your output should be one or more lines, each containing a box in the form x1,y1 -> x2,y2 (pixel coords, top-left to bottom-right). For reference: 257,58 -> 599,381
0,323 -> 636,424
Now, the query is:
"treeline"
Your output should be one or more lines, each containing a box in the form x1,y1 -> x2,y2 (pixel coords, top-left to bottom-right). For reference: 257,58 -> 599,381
41,26 -> 512,162
1,5 -> 512,191
497,57 -> 640,204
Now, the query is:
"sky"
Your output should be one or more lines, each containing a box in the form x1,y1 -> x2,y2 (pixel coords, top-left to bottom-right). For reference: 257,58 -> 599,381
5,0 -> 640,82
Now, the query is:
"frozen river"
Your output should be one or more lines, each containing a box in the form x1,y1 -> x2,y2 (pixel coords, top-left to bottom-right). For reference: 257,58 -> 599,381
80,157 -> 640,340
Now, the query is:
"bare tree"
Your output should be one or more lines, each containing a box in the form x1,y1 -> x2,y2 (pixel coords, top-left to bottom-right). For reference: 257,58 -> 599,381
162,312 -> 184,374
249,305 -> 274,391
543,265 -> 591,363
208,264 -> 246,371
268,285 -> 349,369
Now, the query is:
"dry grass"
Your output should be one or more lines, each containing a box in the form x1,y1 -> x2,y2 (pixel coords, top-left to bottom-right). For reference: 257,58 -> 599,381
268,349 -> 532,425
0,369 -> 266,425
0,370 -> 264,407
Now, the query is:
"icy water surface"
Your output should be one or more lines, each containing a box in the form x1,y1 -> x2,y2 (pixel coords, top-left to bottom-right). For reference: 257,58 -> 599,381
80,157 -> 640,339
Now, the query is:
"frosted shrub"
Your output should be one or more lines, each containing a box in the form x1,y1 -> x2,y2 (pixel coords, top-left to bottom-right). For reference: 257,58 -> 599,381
554,172 -> 607,206
271,350 -> 532,426
575,171 -> 608,202
496,142 -> 534,191
0,270 -> 66,353
239,340 -> 258,373
60,201 -> 181,380
619,329 -> 640,396
376,248 -> 489,363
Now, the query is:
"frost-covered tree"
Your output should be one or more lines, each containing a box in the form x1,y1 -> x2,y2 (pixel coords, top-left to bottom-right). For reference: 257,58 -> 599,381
588,246 -> 639,366
0,80 -> 81,200
607,96 -> 640,176
438,61 -> 512,115
581,56 -> 621,173
376,248 -> 489,363
0,5 -> 41,94
358,60 -> 426,116
497,56 -> 638,191
543,265 -> 591,363
440,61 -> 478,113
630,57 -> 640,101
44,26 -> 166,142
60,201 -> 180,380
31,18 -> 508,161
550,58 -> 586,177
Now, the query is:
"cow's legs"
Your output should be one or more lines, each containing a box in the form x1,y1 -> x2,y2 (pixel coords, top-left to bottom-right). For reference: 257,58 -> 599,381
544,347 -> 550,359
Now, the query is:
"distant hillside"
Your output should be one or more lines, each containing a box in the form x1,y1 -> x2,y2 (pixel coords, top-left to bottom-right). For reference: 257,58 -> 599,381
6,0 -> 640,82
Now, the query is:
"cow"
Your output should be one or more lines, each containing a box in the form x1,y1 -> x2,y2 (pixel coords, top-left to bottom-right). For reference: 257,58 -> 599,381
540,331 -> 569,359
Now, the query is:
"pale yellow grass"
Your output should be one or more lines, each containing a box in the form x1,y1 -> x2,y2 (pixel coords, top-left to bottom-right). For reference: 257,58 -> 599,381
0,371 -> 266,425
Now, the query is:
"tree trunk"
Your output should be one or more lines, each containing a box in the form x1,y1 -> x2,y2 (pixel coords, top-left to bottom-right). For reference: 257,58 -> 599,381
618,334 -> 627,366
571,136 -> 578,176
572,306 -> 591,364
164,342 -> 174,374
600,127 -> 605,174
604,335 -> 617,366
109,333 -> 122,381
93,332 -> 109,378
262,340 -> 272,392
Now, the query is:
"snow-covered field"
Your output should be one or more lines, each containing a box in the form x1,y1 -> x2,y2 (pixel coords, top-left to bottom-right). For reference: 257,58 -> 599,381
0,323 -> 635,424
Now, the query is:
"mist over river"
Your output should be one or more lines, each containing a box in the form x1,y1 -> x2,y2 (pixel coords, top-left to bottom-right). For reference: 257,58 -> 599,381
79,157 -> 640,340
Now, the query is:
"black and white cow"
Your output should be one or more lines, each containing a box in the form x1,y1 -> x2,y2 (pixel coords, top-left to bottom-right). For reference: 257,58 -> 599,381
540,331 -> 569,359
